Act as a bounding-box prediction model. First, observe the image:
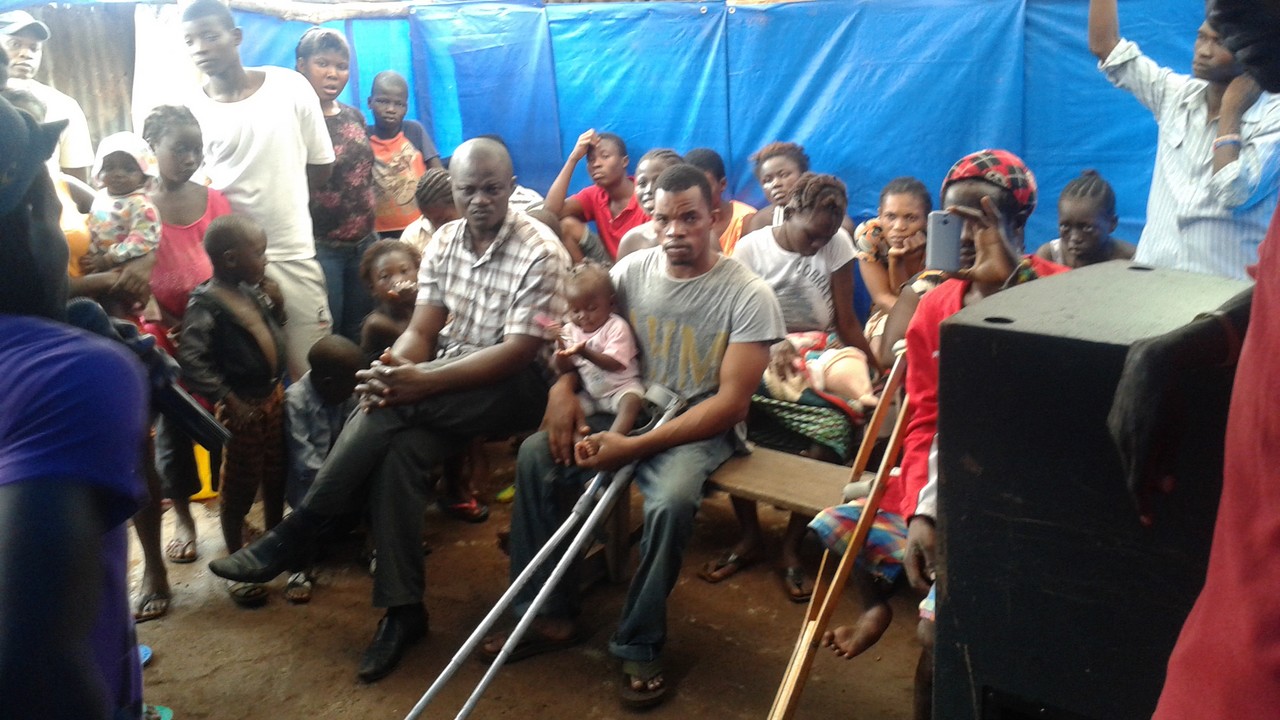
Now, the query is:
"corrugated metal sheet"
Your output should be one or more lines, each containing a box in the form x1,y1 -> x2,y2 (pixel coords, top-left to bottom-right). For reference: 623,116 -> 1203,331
27,3 -> 135,146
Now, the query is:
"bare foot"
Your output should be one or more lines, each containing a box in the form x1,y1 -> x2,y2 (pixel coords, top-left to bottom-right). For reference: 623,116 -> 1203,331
165,503 -> 199,563
172,501 -> 198,544
821,602 -> 892,658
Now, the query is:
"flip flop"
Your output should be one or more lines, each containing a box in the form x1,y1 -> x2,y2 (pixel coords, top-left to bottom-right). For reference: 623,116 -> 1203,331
438,497 -> 491,524
165,537 -> 197,564
138,644 -> 153,667
284,572 -> 313,604
782,566 -> 813,604
228,581 -> 268,609
479,626 -> 584,665
697,551 -> 757,584
143,704 -> 174,720
133,592 -> 170,623
620,658 -> 668,709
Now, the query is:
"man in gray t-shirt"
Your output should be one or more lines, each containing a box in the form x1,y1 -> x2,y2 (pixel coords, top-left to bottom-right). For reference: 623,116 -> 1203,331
487,165 -> 784,708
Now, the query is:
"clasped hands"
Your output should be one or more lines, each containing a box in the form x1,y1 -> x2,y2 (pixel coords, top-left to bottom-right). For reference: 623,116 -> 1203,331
355,349 -> 436,411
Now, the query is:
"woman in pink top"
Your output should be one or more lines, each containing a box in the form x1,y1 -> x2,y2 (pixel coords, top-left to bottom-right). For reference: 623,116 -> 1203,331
138,105 -> 231,619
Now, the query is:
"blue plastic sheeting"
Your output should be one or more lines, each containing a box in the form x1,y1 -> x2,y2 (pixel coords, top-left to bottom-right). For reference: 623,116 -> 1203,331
349,17 -> 422,125
1023,0 -> 1205,246
545,2 -> 729,194
15,0 -> 1211,256
233,11 -> 327,72
232,12 -> 421,127
726,0 -> 1024,220
409,2 -> 562,190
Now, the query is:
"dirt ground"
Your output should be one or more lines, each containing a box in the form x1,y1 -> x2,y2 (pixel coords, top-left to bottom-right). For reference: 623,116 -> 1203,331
131,448 -> 919,720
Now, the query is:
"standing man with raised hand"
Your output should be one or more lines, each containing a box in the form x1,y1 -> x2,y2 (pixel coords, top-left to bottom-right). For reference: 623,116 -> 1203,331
181,0 -> 335,378
1089,0 -> 1280,280
0,10 -> 93,183
1108,0 -> 1280,717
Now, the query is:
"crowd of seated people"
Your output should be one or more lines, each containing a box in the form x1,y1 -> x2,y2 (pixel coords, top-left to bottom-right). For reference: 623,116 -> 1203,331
3,0 -> 1280,716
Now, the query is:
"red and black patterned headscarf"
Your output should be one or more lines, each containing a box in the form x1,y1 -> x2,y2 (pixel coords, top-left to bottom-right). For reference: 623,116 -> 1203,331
941,149 -> 1038,218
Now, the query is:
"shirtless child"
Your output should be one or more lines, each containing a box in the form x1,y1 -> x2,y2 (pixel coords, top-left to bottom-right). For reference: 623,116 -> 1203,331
179,215 -> 288,608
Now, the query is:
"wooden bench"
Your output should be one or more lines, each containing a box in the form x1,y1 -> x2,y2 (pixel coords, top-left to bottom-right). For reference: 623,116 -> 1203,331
591,446 -> 874,585
706,445 -> 874,517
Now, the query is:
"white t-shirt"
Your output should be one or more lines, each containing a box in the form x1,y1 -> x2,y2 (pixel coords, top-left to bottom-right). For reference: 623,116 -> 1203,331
731,226 -> 855,333
399,216 -> 435,256
9,78 -> 94,174
187,66 -> 335,262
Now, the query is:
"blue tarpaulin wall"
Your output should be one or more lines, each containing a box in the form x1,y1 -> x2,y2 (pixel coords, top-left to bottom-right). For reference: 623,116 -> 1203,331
3,0 -> 1205,251
221,0 -> 1204,249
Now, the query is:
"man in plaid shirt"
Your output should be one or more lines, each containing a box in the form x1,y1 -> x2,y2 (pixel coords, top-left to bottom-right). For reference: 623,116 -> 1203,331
211,137 -> 571,682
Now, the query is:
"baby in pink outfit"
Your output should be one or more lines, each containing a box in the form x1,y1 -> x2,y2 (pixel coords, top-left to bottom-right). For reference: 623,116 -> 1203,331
553,263 -> 645,435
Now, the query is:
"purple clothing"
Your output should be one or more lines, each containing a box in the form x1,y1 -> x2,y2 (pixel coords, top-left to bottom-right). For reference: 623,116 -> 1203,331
0,314 -> 148,718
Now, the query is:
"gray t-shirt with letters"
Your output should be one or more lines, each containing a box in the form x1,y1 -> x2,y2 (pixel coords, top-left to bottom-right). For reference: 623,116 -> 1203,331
610,248 -> 785,402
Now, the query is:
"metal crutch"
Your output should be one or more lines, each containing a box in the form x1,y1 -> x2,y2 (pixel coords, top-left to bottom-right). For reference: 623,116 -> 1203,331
769,351 -> 911,720
404,384 -> 686,720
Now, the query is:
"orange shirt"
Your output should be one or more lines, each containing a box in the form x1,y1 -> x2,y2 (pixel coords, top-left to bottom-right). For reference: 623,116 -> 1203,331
370,131 -> 426,234
719,200 -> 757,255
57,178 -> 91,278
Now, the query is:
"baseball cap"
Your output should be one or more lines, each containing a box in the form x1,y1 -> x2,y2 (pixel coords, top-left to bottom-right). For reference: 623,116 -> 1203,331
0,10 -> 51,41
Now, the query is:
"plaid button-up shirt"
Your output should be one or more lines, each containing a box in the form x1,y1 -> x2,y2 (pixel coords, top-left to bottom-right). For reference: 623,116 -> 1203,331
417,209 -> 569,364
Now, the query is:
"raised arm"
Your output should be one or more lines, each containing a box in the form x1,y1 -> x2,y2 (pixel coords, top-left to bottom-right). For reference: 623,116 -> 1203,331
859,257 -> 899,312
1211,74 -> 1269,186
543,129 -> 596,219
1089,0 -> 1121,61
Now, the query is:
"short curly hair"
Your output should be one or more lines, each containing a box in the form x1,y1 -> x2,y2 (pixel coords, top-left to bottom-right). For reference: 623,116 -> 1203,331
751,141 -> 810,177
359,239 -> 422,290
565,261 -> 615,298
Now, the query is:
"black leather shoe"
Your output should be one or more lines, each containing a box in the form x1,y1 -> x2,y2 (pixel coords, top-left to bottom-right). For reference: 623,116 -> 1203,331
208,510 -> 318,584
357,608 -> 428,682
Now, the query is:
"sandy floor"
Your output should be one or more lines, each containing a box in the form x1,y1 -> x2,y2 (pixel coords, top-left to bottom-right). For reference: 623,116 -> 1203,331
131,449 -> 919,719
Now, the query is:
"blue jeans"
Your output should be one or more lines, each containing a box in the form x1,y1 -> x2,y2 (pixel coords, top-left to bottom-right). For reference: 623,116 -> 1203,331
509,424 -> 734,662
315,233 -> 376,341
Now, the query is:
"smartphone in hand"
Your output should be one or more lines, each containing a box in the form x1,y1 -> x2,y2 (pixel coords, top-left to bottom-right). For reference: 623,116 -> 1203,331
925,211 -> 962,273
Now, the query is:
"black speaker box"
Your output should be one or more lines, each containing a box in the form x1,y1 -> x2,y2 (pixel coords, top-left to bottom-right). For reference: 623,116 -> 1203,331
932,262 -> 1251,720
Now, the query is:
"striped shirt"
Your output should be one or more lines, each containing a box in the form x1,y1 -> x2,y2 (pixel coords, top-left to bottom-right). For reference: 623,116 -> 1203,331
417,209 -> 570,364
1101,39 -> 1280,280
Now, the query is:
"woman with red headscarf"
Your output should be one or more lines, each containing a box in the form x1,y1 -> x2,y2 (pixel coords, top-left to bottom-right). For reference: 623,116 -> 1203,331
808,149 -> 1067,720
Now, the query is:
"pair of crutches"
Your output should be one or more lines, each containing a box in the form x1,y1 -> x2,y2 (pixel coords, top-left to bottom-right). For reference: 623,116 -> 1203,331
404,384 -> 686,720
769,351 -> 912,719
